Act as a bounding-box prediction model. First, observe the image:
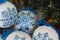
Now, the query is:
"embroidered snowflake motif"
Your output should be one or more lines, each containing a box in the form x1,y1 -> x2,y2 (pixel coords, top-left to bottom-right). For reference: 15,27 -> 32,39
1,7 -> 17,27
34,32 -> 53,40
16,11 -> 35,29
13,35 -> 26,40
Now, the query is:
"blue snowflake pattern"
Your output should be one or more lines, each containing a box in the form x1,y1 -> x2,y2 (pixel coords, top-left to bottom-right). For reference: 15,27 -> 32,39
1,7 -> 17,27
34,32 -> 53,40
13,35 -> 26,40
16,11 -> 35,29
